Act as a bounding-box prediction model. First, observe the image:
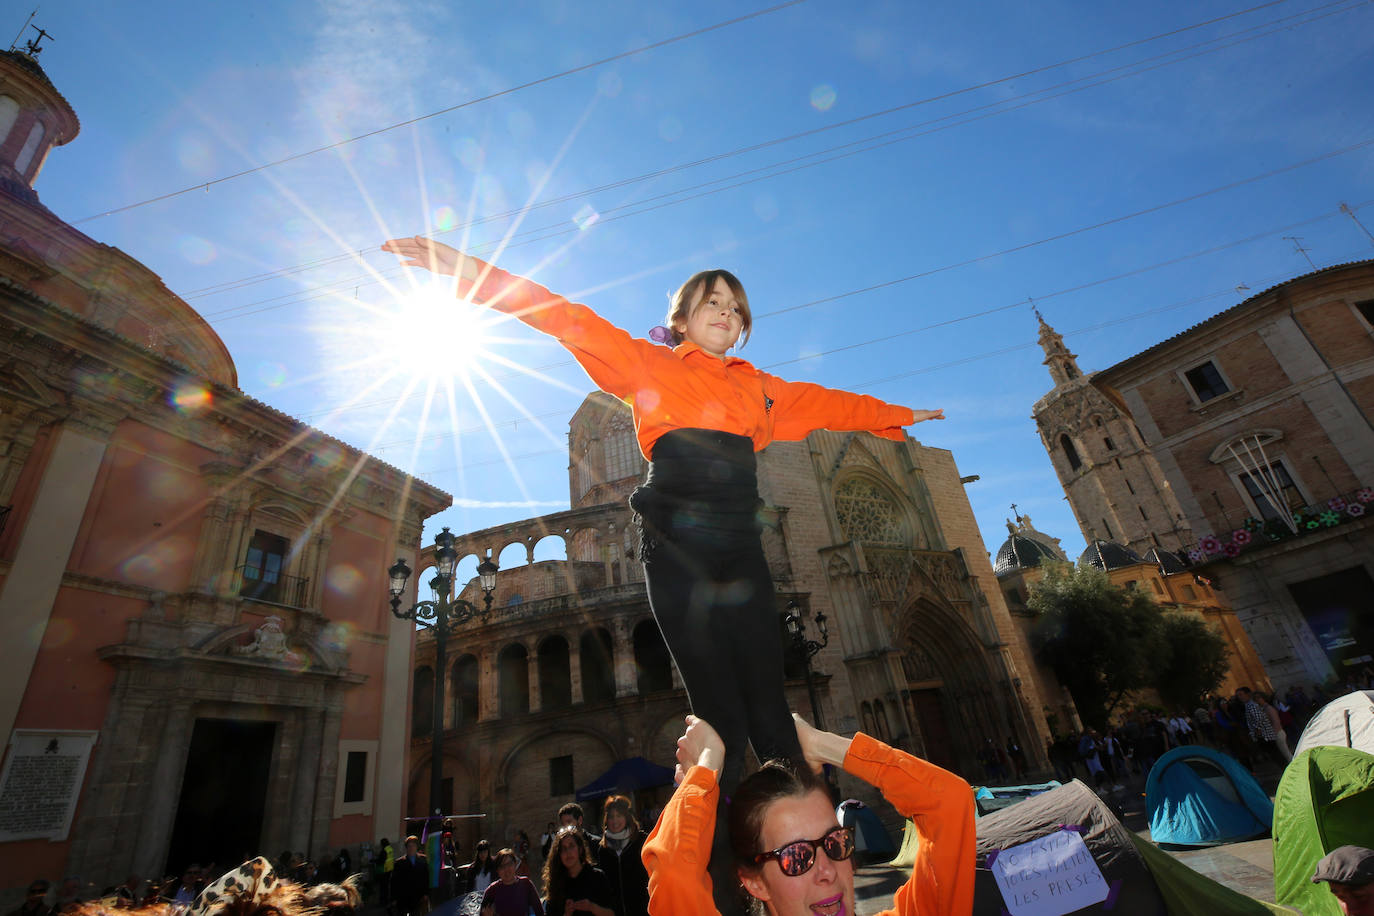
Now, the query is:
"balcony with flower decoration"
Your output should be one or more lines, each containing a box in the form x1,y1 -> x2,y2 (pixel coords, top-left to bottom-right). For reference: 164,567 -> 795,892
1182,486 -> 1374,566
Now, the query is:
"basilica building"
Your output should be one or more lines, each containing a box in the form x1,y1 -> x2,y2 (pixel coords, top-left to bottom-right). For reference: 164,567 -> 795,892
411,391 -> 1058,850
0,48 -> 448,903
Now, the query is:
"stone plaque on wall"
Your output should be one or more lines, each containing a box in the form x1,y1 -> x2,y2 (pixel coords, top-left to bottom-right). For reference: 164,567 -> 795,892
0,730 -> 98,842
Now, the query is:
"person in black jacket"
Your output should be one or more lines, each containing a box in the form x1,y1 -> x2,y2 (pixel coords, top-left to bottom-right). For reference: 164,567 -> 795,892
390,836 -> 430,916
596,796 -> 647,916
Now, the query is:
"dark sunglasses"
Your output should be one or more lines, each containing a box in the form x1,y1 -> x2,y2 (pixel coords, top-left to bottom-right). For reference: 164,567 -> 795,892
753,825 -> 855,877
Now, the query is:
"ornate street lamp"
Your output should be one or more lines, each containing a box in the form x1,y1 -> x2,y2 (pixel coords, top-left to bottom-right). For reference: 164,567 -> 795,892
783,599 -> 829,729
388,527 -> 498,828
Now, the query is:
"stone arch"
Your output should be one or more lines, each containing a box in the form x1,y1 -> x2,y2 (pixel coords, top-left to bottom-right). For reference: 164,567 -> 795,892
495,724 -> 619,791
1059,434 -> 1082,471
633,619 -> 674,694
497,541 -> 528,569
890,597 -> 1018,777
194,621 -> 329,668
497,644 -> 530,715
406,744 -> 478,829
580,628 -> 615,704
531,533 -> 568,562
538,634 -> 572,710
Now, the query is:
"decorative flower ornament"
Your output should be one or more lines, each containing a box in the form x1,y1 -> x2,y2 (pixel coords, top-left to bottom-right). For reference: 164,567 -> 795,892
1232,529 -> 1252,546
1224,542 -> 1241,557
1349,503 -> 1366,518
1243,517 -> 1264,532
1319,510 -> 1341,527
1187,548 -> 1205,563
1357,488 -> 1374,504
1200,535 -> 1222,555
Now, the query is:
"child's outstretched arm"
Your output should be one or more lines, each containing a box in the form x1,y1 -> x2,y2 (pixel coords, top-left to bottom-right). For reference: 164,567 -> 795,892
382,237 -> 651,399
760,371 -> 944,442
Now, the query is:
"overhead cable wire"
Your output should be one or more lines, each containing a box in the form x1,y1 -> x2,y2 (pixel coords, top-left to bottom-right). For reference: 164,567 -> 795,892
74,1 -> 810,223
176,0 -> 1354,301
188,0 -> 1374,324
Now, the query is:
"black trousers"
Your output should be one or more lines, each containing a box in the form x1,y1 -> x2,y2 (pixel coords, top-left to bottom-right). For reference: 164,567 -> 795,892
633,430 -> 802,915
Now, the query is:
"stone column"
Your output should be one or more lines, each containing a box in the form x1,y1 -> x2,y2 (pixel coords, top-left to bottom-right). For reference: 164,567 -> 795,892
478,648 -> 499,722
611,618 -> 635,698
0,419 -> 111,745
527,642 -> 541,713
569,631 -> 584,705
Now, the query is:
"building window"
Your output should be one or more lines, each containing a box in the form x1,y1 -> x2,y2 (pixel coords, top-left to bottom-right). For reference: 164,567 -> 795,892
549,755 -> 574,796
580,629 -> 615,704
1138,505 -> 1149,521
1125,477 -> 1136,495
1183,584 -> 1197,600
1151,579 -> 1164,595
343,751 -> 368,804
633,620 -> 674,693
1060,435 -> 1082,471
1355,299 -> 1374,327
1124,580 -> 1138,591
1103,437 -> 1115,451
1238,460 -> 1306,521
452,655 -> 479,726
1183,361 -> 1230,403
538,636 -> 572,710
14,121 -> 43,174
834,478 -> 908,546
241,530 -> 289,603
498,644 -> 530,715
1101,519 -> 1113,540
604,430 -> 640,482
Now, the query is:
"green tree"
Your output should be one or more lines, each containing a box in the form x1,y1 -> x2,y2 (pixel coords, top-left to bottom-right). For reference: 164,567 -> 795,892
1154,611 -> 1230,711
1027,563 -> 1165,729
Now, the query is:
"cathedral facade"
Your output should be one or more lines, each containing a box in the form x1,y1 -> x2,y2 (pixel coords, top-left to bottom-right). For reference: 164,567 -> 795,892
410,391 -> 1056,851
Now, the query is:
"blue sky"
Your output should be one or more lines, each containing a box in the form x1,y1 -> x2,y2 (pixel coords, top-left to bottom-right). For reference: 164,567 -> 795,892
27,0 -> 1374,575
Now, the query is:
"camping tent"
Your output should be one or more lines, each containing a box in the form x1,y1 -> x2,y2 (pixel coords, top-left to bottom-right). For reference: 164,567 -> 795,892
1272,745 -> 1374,916
837,799 -> 896,857
1145,745 -> 1274,846
574,756 -> 674,801
973,779 -> 1292,915
973,781 -> 1062,816
1294,690 -> 1374,757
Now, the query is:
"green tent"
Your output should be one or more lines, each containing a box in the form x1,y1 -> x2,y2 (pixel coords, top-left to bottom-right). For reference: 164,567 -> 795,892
1272,746 -> 1374,916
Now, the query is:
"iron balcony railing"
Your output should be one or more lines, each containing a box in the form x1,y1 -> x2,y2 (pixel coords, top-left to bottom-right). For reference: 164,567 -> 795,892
236,564 -> 311,608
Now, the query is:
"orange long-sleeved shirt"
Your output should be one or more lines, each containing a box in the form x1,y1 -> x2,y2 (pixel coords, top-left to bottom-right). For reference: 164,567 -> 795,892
462,264 -> 916,458
641,733 -> 976,916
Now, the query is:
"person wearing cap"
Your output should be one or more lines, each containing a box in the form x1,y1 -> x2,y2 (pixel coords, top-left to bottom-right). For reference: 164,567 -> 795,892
1312,845 -> 1374,915
8,880 -> 52,916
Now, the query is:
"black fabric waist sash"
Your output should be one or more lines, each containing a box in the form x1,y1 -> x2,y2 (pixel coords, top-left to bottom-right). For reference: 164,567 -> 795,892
629,429 -> 761,540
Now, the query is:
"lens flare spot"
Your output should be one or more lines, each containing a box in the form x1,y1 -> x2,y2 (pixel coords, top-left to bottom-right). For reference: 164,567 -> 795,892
637,388 -> 662,411
524,159 -> 550,191
43,618 -> 75,649
177,134 -> 215,173
179,236 -> 217,265
810,84 -> 837,111
326,564 -> 364,597
506,109 -> 535,141
598,71 -> 623,97
257,362 -> 288,387
753,195 -> 779,223
171,382 -> 212,413
455,137 -> 485,172
573,204 -> 600,230
322,621 -> 355,652
433,205 -> 456,232
658,116 -> 683,142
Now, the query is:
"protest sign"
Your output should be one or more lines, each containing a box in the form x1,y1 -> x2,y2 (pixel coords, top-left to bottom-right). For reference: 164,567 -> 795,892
986,827 -> 1110,916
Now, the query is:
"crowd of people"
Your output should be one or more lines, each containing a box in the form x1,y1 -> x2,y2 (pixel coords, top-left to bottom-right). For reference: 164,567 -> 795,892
1039,682 -> 1335,791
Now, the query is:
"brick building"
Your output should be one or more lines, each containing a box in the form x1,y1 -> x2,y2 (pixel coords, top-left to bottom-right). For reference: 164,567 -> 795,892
409,391 -> 1058,852
0,48 -> 448,901
1087,260 -> 1374,690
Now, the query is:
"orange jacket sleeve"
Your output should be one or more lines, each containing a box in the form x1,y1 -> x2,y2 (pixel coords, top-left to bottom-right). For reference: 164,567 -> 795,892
843,733 -> 976,916
761,373 -> 916,443
642,765 -> 719,916
462,261 -> 654,400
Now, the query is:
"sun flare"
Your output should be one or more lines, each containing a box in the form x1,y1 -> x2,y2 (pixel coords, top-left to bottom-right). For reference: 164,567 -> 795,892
388,282 -> 491,380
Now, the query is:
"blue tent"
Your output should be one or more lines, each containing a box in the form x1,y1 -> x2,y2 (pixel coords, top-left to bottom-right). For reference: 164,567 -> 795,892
575,756 -> 675,801
1145,745 -> 1273,846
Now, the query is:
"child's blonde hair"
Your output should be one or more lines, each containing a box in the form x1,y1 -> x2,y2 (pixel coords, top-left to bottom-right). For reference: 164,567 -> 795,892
665,269 -> 752,347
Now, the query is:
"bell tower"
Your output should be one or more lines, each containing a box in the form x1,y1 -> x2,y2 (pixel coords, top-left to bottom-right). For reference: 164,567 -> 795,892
1030,312 -> 1192,555
0,33 -> 79,201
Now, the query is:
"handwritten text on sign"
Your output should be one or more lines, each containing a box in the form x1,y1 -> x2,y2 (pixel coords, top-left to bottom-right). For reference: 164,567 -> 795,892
989,829 -> 1109,916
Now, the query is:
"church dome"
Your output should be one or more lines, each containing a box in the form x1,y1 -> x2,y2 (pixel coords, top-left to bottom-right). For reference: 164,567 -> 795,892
1143,546 -> 1189,575
1078,539 -> 1144,571
994,533 -> 1062,577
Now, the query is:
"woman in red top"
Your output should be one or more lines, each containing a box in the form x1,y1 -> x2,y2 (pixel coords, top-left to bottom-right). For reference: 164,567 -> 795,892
384,238 -> 943,914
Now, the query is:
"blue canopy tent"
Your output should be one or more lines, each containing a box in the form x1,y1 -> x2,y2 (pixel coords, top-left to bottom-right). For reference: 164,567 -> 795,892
837,799 -> 896,857
575,756 -> 675,801
1145,745 -> 1273,846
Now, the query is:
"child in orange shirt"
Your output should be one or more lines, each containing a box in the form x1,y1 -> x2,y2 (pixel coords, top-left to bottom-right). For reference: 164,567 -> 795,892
383,237 -> 943,912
